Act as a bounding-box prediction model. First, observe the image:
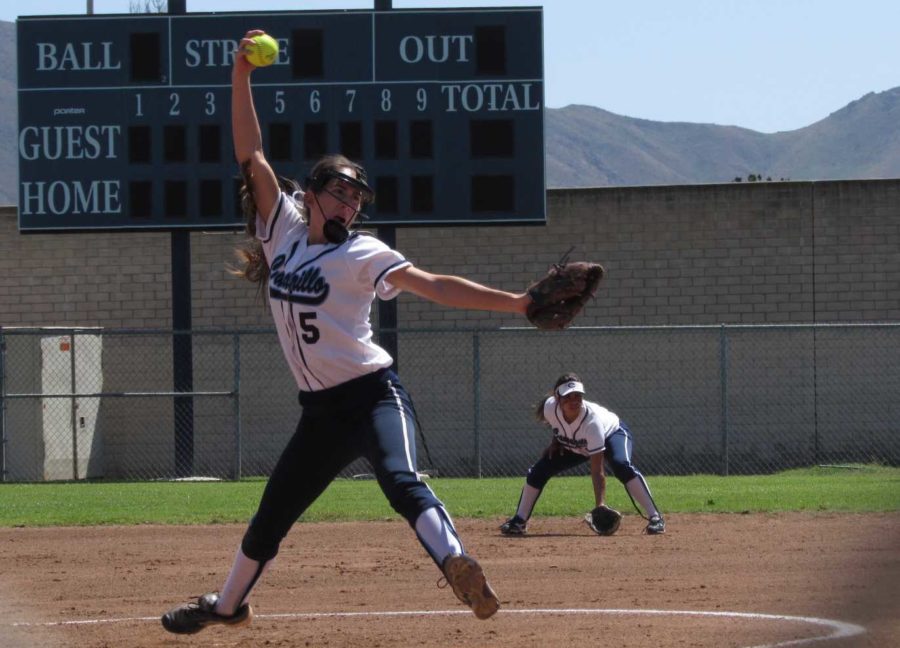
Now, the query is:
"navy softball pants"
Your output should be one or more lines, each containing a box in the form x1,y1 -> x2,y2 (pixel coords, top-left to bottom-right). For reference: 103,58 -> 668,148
241,368 -> 442,562
526,423 -> 642,488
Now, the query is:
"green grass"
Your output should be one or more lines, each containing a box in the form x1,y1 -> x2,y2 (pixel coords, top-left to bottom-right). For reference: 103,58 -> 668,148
0,465 -> 897,527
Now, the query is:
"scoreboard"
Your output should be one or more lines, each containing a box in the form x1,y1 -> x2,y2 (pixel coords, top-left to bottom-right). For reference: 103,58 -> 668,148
16,9 -> 545,231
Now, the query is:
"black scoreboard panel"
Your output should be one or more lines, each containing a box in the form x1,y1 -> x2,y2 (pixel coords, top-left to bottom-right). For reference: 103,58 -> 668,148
17,9 -> 544,232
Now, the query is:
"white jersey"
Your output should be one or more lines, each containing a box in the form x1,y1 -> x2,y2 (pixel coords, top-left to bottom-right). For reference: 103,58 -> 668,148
257,192 -> 411,391
542,397 -> 621,456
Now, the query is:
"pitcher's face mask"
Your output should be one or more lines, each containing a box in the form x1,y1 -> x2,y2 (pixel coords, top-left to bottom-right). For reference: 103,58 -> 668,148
308,168 -> 375,244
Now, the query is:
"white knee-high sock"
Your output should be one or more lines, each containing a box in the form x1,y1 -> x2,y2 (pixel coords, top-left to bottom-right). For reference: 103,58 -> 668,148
415,505 -> 463,564
215,547 -> 270,616
515,484 -> 542,521
625,475 -> 660,518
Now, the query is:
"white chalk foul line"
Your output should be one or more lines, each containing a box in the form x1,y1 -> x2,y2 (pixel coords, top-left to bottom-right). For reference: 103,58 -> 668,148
10,607 -> 865,647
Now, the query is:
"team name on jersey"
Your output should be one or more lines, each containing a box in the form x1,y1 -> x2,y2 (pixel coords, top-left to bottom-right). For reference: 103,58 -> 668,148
553,430 -> 587,450
270,256 -> 330,305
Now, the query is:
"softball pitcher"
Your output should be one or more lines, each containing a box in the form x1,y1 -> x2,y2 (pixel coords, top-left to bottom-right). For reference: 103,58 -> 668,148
160,29 -> 534,634
500,373 -> 665,537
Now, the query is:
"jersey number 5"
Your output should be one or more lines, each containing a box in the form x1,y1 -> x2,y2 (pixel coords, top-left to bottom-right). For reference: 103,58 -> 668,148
298,312 -> 320,344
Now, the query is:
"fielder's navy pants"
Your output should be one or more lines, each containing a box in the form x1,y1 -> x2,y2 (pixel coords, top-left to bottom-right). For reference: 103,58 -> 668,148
526,423 -> 642,488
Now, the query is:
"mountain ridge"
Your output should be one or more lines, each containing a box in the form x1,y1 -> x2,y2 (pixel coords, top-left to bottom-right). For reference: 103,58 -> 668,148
545,85 -> 900,188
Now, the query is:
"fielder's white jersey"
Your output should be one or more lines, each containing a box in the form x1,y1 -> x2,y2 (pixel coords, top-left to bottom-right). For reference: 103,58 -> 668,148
257,192 -> 410,391
542,397 -> 620,456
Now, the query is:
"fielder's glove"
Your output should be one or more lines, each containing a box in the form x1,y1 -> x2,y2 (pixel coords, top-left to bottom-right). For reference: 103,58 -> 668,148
584,505 -> 622,536
526,253 -> 604,330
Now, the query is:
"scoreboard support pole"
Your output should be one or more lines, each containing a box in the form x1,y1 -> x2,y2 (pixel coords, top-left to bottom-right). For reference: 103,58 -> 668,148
377,225 -> 398,370
169,0 -> 194,477
375,0 -> 399,371
172,232 -> 194,477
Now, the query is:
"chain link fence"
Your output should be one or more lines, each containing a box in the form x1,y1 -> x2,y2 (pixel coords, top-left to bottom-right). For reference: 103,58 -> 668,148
1,324 -> 898,482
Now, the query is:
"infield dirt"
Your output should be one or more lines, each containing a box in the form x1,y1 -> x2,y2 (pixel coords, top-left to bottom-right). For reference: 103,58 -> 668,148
0,513 -> 897,647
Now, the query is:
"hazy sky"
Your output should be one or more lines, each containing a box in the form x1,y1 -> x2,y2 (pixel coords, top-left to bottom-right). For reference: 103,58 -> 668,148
7,0 -> 899,133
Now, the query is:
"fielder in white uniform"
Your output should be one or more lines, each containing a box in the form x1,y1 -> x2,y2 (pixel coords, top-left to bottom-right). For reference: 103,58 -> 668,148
500,373 -> 665,536
162,29 -> 534,635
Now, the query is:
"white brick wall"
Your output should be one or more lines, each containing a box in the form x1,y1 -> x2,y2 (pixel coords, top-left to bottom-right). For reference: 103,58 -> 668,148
1,179 -> 898,329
